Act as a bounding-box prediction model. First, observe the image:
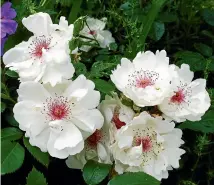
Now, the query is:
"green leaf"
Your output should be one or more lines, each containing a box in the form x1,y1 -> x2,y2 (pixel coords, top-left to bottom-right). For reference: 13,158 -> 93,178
26,167 -> 47,185
201,30 -> 214,39
5,69 -> 19,78
93,79 -> 115,94
1,82 -> 7,93
90,62 -> 116,78
109,43 -> 118,51
23,137 -> 50,167
194,43 -> 213,57
179,110 -> 214,133
5,113 -> 19,127
1,127 -> 23,142
72,16 -> 86,36
202,9 -> 214,26
1,141 -> 25,175
175,51 -> 206,71
68,0 -> 83,24
1,102 -> 6,112
108,172 -> 160,185
149,21 -> 165,41
208,89 -> 214,109
69,38 -> 79,51
83,160 -> 112,185
73,62 -> 87,76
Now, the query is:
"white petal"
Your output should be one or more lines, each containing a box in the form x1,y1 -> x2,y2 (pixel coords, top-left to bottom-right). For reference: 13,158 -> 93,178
3,41 -> 28,66
13,101 -> 47,136
17,81 -> 50,102
22,12 -> 53,36
118,136 -> 133,149
72,109 -> 104,133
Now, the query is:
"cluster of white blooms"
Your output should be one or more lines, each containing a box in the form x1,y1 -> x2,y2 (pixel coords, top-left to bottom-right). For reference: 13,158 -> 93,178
3,12 -> 210,181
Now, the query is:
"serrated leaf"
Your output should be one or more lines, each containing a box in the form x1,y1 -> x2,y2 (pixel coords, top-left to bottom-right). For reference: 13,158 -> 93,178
5,69 -> 19,78
179,110 -> 214,133
108,172 -> 160,185
1,127 -> 23,142
175,51 -> 206,71
194,43 -> 213,57
1,102 -> 6,112
109,43 -> 118,51
149,21 -> 165,41
26,167 -> 47,185
93,79 -> 115,94
23,137 -> 50,167
73,62 -> 87,76
202,9 -> 214,26
90,62 -> 116,78
83,160 -> 112,185
1,141 -> 25,175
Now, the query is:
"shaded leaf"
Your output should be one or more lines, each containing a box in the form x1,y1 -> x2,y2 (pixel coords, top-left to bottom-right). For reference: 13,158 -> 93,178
5,113 -> 19,127
202,9 -> 214,26
1,141 -> 25,175
1,127 -> 23,142
108,172 -> 160,185
90,62 -> 116,78
23,137 -> 50,167
83,160 -> 112,185
175,51 -> 206,71
5,69 -> 19,78
194,43 -> 213,57
179,110 -> 214,133
149,21 -> 165,41
1,102 -> 6,112
26,167 -> 47,185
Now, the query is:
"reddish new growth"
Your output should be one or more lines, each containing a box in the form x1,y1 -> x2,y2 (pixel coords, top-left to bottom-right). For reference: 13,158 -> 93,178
136,77 -> 154,88
136,136 -> 153,152
171,90 -> 185,104
89,30 -> 96,35
29,36 -> 51,58
112,114 -> 126,129
87,130 -> 102,147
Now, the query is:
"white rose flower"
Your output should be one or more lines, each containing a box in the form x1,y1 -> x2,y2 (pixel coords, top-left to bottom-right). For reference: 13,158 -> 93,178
159,64 -> 210,122
99,93 -> 135,131
79,17 -> 115,52
13,75 -> 104,159
66,124 -> 112,169
111,112 -> 185,180
110,50 -> 173,107
3,12 -> 75,86
66,94 -> 135,169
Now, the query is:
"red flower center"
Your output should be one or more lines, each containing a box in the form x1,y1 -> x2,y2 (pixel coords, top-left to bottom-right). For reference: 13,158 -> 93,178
87,130 -> 102,147
44,96 -> 71,121
29,36 -> 51,58
112,114 -> 126,129
136,78 -> 154,88
135,136 -> 153,152
89,30 -> 96,35
171,90 -> 185,104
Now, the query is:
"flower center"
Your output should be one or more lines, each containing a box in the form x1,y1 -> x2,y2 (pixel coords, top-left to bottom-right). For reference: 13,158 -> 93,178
135,136 -> 153,152
43,95 -> 71,121
112,114 -> 126,129
136,78 -> 153,88
128,70 -> 159,88
29,35 -> 51,58
87,130 -> 102,147
171,90 -> 185,104
89,30 -> 96,35
132,126 -> 164,165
